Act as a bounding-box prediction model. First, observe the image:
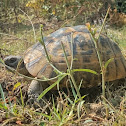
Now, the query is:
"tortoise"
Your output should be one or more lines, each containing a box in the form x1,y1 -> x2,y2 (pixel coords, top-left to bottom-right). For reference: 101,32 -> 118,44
4,25 -> 126,105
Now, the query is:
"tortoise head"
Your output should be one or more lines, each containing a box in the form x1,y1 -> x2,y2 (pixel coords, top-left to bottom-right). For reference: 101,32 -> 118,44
4,55 -> 29,75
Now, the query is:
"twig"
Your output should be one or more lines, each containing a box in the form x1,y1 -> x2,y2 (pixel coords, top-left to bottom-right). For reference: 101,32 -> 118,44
3,63 -> 66,82
70,32 -> 74,70
18,8 -> 36,43
97,7 -> 110,40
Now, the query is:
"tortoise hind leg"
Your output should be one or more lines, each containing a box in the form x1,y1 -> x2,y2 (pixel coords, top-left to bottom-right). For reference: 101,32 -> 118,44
27,79 -> 47,108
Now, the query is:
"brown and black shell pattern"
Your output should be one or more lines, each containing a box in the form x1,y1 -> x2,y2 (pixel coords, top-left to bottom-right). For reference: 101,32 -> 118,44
24,25 -> 126,88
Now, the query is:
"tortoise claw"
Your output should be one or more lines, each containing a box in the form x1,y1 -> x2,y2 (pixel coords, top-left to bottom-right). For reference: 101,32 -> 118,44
27,94 -> 46,108
27,79 -> 46,108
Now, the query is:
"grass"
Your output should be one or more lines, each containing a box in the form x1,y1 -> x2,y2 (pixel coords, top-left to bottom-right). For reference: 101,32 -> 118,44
0,20 -> 54,56
0,12 -> 126,125
107,26 -> 126,49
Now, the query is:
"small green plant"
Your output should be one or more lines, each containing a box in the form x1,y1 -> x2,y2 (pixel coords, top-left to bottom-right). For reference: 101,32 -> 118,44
86,7 -> 115,118
37,25 -> 98,115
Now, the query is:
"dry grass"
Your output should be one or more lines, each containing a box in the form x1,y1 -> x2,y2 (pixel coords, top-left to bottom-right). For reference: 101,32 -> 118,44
0,17 -> 126,125
0,64 -> 126,126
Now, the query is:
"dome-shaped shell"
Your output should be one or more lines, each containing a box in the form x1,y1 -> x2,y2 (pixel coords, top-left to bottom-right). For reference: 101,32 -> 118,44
24,25 -> 126,88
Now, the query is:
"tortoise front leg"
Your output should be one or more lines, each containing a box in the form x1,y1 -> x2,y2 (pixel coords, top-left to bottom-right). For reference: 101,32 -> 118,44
27,79 -> 46,108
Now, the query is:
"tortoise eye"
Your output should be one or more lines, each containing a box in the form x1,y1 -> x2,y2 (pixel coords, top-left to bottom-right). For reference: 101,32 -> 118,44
10,58 -> 17,63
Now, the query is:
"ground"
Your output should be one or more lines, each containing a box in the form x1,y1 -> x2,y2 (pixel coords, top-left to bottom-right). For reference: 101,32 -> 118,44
0,16 -> 126,125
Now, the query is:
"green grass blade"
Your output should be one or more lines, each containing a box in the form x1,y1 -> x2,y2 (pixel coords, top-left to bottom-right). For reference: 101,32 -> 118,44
40,25 -> 62,75
52,96 -> 61,121
70,32 -> 74,70
75,95 -> 86,104
20,88 -> 24,107
104,58 -> 114,69
77,100 -> 85,118
0,102 -> 8,110
69,79 -> 77,99
35,112 -> 52,119
72,69 -> 98,75
37,74 -> 67,101
63,92 -> 73,105
8,99 -> 14,113
13,82 -> 21,91
0,83 -> 7,107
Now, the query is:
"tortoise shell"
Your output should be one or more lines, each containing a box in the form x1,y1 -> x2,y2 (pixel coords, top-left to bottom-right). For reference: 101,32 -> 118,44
24,25 -> 126,88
